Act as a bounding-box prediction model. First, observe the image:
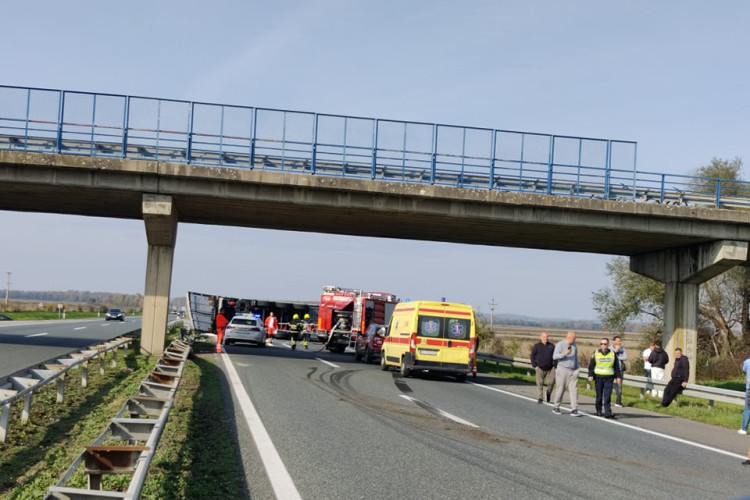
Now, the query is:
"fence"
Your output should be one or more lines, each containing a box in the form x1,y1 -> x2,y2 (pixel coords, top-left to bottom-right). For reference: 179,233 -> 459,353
477,352 -> 744,407
2,85 -> 749,209
0,336 -> 136,442
45,339 -> 191,500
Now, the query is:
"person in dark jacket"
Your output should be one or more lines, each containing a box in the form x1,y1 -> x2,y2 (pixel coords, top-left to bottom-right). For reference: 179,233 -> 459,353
530,332 -> 556,403
587,338 -> 623,418
648,340 -> 669,397
661,348 -> 689,407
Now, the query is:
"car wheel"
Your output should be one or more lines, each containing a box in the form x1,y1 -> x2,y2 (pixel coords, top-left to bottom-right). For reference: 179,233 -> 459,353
364,346 -> 373,364
400,356 -> 411,377
354,346 -> 362,362
456,373 -> 467,383
380,351 -> 389,371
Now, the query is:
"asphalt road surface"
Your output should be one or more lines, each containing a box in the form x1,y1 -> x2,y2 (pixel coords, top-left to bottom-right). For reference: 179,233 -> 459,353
215,340 -> 750,500
0,317 -> 141,378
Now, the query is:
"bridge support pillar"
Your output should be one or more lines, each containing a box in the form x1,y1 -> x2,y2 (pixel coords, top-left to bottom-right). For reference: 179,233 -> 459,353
630,240 -> 748,383
141,194 -> 178,356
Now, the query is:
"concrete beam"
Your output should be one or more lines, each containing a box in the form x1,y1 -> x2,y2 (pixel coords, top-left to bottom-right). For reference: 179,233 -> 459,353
630,240 -> 749,383
140,195 -> 178,356
630,240 -> 748,284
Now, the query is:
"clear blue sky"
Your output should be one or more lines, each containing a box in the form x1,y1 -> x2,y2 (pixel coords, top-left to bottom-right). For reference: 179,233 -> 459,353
2,1 -> 749,320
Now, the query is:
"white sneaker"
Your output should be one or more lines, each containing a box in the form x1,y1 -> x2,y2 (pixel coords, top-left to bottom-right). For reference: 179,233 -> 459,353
739,429 -> 747,435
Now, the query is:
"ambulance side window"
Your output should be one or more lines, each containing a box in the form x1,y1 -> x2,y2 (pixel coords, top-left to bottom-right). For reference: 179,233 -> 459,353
417,315 -> 442,338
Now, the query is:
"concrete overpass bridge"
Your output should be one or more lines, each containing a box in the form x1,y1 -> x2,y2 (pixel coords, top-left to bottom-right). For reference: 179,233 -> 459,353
2,85 -> 750,381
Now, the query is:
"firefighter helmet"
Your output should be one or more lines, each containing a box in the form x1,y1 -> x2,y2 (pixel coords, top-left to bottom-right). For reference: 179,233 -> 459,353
293,314 -> 300,320
304,313 -> 310,319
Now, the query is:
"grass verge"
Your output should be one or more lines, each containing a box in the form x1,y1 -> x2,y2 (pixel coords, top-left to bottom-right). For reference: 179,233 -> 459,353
0,337 -> 244,499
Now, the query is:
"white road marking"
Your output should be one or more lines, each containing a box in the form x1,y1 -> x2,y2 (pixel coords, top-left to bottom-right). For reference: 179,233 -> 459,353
315,358 -> 340,368
74,327 -> 86,330
221,353 -> 302,500
25,332 -> 48,338
470,381 -> 746,460
400,394 -> 479,428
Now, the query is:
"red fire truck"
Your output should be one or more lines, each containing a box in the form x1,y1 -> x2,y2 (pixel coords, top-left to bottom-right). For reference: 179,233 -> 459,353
317,285 -> 399,353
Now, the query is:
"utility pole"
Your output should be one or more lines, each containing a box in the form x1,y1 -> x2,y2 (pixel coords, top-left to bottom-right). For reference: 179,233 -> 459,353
4,272 -> 10,306
487,297 -> 497,351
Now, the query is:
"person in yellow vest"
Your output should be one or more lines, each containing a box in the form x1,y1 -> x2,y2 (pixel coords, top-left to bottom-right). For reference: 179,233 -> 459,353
587,337 -> 623,419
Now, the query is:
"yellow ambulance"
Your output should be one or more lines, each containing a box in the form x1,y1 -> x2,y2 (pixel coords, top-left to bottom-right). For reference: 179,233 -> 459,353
381,301 -> 477,382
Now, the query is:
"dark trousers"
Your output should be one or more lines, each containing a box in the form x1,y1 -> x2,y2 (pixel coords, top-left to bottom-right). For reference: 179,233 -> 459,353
595,376 -> 615,416
661,379 -> 685,407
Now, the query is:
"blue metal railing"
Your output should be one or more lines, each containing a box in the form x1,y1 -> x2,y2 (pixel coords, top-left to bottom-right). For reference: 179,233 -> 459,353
1,85 -> 748,208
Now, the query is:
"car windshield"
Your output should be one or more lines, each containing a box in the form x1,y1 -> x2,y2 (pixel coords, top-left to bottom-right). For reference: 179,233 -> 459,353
109,309 -> 122,313
232,318 -> 259,326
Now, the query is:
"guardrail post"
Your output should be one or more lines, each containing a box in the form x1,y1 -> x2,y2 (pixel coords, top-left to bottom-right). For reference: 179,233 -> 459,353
82,361 -> 89,388
22,393 -> 33,423
99,353 -> 106,376
57,376 -> 65,403
0,404 -> 10,442
112,348 -> 118,368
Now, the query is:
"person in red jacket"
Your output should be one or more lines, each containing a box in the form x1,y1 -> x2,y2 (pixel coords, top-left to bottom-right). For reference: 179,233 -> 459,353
264,312 -> 277,344
215,308 -> 229,352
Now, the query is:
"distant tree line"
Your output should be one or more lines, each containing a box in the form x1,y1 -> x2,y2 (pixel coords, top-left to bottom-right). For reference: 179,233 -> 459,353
8,290 -> 144,309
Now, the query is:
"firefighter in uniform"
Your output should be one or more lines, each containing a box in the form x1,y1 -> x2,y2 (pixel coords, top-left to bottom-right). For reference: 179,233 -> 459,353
289,314 -> 303,350
301,313 -> 312,349
587,337 -> 622,418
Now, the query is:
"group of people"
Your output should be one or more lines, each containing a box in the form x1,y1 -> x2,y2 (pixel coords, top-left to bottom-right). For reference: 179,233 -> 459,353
530,331 -> 690,417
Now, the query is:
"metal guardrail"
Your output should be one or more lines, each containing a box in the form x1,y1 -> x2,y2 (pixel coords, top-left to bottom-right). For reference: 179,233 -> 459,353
45,339 -> 191,500
0,336 -> 136,442
2,85 -> 749,209
477,352 -> 744,407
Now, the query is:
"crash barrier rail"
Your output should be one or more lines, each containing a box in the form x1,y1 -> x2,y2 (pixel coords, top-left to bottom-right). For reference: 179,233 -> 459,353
45,339 -> 191,500
0,335 -> 136,443
476,352 -> 744,407
2,85 -> 750,209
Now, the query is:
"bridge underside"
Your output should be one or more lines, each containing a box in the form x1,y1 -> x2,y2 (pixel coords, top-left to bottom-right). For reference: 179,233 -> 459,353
2,151 -> 749,257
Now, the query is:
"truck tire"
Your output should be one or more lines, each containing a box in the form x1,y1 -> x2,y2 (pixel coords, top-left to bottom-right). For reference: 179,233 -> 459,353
456,373 -> 467,383
354,346 -> 362,361
400,356 -> 412,377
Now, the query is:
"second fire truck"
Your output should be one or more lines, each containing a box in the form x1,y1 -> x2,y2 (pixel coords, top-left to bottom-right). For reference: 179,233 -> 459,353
317,285 -> 399,353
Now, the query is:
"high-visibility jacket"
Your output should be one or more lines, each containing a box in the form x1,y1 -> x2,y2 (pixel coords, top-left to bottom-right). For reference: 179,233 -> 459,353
593,350 -> 616,376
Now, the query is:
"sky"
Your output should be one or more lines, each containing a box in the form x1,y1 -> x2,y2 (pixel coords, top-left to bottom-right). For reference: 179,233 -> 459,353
2,1 -> 750,320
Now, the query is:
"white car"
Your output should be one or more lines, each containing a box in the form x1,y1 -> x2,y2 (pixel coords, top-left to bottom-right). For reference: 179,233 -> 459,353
224,314 -> 266,347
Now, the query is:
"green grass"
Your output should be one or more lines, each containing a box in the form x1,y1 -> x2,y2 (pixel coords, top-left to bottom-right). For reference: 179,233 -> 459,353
0,335 -> 243,499
0,311 -> 140,321
477,359 -> 744,429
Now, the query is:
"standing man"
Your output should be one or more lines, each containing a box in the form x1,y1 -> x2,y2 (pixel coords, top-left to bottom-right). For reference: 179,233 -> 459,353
530,332 -> 556,404
642,341 -> 655,398
741,356 -> 750,434
587,338 -> 623,418
661,348 -> 689,407
611,336 -> 628,407
215,308 -> 229,353
264,311 -> 277,344
551,331 -> 582,417
648,340 -> 669,397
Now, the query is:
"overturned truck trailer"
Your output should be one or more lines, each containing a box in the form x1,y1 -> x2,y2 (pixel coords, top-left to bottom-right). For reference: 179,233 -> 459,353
185,291 -> 317,338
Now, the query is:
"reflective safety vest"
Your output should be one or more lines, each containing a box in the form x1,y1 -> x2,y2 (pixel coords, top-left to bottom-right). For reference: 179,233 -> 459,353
594,350 -> 615,376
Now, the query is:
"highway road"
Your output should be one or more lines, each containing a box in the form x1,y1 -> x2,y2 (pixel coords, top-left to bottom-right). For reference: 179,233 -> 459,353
217,340 -> 750,500
0,317 -> 141,378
